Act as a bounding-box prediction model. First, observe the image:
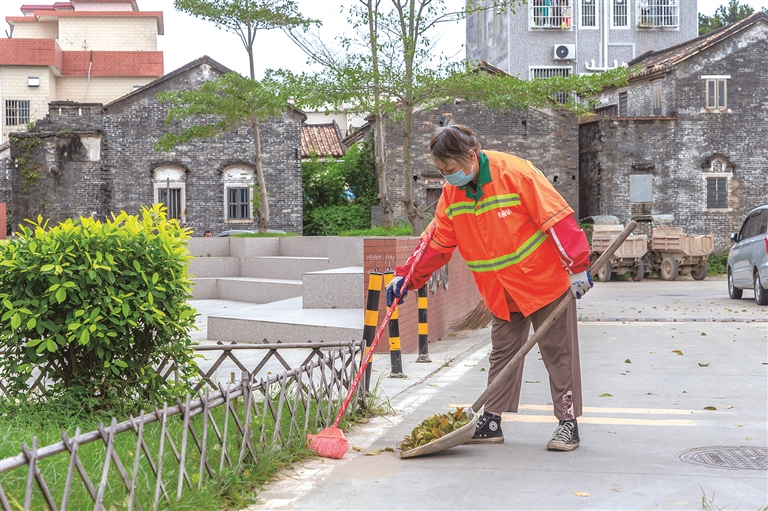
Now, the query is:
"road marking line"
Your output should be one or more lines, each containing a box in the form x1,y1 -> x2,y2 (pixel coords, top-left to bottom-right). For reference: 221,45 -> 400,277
447,403 -> 702,415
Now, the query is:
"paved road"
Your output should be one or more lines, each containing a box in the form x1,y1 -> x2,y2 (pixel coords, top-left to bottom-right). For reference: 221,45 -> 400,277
248,278 -> 767,511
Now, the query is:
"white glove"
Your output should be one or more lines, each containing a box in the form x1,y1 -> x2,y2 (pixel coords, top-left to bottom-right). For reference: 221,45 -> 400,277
569,270 -> 593,299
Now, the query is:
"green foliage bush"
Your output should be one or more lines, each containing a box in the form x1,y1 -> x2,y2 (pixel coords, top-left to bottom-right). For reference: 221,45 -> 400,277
303,141 -> 377,235
0,205 -> 199,407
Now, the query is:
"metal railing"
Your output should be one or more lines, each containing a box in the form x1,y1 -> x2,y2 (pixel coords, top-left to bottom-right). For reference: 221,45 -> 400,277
0,340 -> 365,511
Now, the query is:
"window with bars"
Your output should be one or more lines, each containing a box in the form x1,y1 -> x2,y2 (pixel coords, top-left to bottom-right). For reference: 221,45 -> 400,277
228,187 -> 250,220
618,92 -> 628,116
158,187 -> 183,220
477,9 -> 485,48
706,79 -> 727,111
612,0 -> 629,27
5,100 -> 30,126
652,81 -> 663,115
530,0 -> 572,28
638,0 -> 678,27
531,67 -> 571,104
706,177 -> 727,209
493,6 -> 503,38
581,0 -> 597,27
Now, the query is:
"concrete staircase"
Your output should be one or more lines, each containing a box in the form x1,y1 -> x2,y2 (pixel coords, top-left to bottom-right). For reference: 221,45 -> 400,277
187,236 -> 365,343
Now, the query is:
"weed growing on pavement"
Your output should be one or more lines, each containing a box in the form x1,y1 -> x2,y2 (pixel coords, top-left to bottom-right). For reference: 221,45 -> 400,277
699,485 -> 729,511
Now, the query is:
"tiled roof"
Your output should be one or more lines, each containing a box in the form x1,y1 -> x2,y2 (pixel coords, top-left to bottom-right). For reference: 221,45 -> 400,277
628,11 -> 768,79
302,121 -> 345,159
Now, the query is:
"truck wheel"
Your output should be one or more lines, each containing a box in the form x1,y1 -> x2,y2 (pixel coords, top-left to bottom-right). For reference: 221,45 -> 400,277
598,261 -> 612,282
660,257 -> 678,281
631,259 -> 644,282
728,269 -> 743,299
755,272 -> 768,305
691,263 -> 708,281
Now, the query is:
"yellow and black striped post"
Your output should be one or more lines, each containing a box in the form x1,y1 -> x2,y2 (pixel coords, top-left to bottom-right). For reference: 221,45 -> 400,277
362,271 -> 383,392
416,284 -> 432,363
384,272 -> 405,377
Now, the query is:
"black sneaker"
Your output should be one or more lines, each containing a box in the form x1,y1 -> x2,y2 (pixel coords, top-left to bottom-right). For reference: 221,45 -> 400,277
467,413 -> 504,444
547,419 -> 580,451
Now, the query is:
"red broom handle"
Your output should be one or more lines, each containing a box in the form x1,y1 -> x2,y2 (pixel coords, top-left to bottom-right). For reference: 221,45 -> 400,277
331,223 -> 437,428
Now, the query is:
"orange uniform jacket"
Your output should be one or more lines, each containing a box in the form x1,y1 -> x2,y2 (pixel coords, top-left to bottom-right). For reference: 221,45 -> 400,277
399,151 -> 589,318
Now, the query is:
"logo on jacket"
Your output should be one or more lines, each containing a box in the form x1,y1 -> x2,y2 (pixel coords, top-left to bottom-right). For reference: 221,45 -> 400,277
497,208 -> 513,219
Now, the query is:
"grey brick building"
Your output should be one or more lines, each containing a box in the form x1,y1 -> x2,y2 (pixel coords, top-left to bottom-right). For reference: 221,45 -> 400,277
581,12 -> 768,251
466,0 -> 697,79
7,56 -> 305,235
377,101 -> 582,224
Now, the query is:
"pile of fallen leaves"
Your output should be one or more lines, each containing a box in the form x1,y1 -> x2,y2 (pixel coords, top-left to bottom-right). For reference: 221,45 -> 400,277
399,407 -> 472,452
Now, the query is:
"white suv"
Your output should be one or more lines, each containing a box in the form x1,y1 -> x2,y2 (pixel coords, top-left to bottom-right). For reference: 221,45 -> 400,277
727,205 -> 768,305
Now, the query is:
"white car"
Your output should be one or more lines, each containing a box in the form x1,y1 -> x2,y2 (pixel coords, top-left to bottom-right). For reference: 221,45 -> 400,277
727,205 -> 768,305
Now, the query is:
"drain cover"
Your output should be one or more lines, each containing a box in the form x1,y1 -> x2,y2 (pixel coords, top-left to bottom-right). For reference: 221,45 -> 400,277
678,446 -> 768,470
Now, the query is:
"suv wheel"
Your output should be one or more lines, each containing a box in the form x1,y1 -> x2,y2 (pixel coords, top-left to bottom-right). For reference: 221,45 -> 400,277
755,272 -> 768,305
728,269 -> 743,299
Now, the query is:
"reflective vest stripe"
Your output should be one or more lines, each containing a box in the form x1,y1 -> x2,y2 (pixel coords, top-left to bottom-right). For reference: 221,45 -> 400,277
445,193 -> 521,219
466,230 -> 548,273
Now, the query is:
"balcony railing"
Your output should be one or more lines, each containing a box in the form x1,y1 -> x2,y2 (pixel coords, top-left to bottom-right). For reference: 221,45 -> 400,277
638,0 -> 679,27
530,0 -> 573,29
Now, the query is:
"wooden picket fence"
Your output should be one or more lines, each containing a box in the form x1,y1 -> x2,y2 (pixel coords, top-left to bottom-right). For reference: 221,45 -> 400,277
0,340 -> 365,511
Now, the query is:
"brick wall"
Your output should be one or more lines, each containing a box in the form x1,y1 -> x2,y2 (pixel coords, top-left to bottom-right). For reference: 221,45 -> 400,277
380,100 -> 582,223
58,17 -> 158,51
0,203 -> 5,239
586,24 -> 768,251
10,20 -> 59,40
363,237 -> 482,354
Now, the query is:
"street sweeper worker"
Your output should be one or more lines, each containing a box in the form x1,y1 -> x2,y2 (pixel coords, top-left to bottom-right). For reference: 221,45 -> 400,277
386,122 -> 592,451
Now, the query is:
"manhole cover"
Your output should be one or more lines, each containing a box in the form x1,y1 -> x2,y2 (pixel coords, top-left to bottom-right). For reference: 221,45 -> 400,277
678,446 -> 768,470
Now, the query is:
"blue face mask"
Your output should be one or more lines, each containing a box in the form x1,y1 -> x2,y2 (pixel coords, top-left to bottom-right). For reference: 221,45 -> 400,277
444,165 -> 474,187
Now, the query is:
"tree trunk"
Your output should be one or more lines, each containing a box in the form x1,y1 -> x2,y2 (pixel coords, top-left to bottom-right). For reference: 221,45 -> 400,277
252,118 -> 269,233
374,113 -> 394,228
402,105 -> 423,234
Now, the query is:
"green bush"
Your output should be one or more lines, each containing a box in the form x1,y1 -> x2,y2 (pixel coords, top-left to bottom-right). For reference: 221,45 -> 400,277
707,251 -> 729,276
306,203 -> 372,236
0,205 -> 199,407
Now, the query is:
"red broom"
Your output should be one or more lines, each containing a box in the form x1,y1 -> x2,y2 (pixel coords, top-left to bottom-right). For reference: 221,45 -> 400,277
308,224 -> 436,459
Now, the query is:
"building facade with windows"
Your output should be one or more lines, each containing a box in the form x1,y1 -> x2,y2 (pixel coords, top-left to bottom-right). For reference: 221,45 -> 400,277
0,0 -> 164,143
580,12 -> 768,250
466,0 -> 696,80
6,57 -> 305,235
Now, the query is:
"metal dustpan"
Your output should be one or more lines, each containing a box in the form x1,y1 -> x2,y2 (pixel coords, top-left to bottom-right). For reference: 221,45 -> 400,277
396,409 -> 479,459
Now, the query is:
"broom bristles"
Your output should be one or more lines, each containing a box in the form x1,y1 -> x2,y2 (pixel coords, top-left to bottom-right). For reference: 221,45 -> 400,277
308,427 -> 349,459
449,300 -> 493,332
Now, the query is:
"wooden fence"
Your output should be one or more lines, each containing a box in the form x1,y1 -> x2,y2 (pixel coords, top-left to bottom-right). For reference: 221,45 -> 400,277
0,340 -> 365,511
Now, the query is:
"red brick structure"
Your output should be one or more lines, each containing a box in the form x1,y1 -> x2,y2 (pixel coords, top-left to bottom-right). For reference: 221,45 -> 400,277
364,237 -> 482,353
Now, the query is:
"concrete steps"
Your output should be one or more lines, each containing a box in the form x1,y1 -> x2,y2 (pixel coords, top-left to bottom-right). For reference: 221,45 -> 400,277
186,237 -> 365,343
242,256 -> 330,280
197,298 -> 363,344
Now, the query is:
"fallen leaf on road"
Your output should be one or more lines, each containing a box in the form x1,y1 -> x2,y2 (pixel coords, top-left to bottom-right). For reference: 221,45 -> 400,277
611,488 -> 622,492
704,406 -> 717,410
625,359 -> 631,364
572,492 -> 589,497
734,424 -> 744,427
647,392 -> 657,395
701,332 -> 707,336
698,363 -> 710,367
363,447 -> 394,456
480,367 -> 486,372
672,350 -> 683,355
599,393 -> 613,397
428,384 -> 437,387
525,380 -> 540,383
727,405 -> 734,409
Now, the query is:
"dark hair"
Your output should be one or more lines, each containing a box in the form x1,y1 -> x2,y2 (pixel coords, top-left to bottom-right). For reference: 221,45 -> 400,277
428,123 -> 480,165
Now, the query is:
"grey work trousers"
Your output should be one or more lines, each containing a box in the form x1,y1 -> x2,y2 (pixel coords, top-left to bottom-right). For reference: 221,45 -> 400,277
484,291 -> 582,421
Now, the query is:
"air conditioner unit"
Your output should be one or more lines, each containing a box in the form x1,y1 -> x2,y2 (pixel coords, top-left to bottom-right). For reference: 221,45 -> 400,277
554,44 -> 576,60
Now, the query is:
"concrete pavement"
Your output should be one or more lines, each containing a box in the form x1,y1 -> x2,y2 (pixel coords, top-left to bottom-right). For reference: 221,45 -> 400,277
245,277 -> 767,511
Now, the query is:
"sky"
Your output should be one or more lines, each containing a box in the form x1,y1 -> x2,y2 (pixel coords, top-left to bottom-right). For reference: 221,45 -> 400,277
1,0 -> 766,79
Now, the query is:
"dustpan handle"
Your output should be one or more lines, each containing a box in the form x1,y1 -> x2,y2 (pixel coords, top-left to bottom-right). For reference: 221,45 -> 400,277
471,220 -> 638,413
332,222 -> 437,428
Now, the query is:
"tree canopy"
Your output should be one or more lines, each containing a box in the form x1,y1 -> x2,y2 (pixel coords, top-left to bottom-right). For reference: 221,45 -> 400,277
698,0 -> 763,35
